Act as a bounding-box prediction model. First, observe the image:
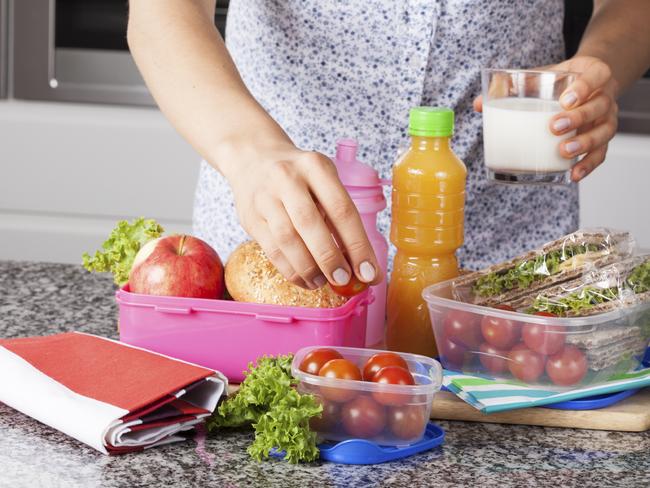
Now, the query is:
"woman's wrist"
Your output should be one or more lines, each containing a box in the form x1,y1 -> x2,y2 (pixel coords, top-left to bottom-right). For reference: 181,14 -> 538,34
209,127 -> 294,184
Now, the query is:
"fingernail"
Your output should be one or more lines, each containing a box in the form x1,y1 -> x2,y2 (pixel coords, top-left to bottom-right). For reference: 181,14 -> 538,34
333,268 -> 350,286
553,117 -> 570,132
313,274 -> 327,288
575,167 -> 586,180
565,140 -> 582,155
561,91 -> 578,108
359,261 -> 376,282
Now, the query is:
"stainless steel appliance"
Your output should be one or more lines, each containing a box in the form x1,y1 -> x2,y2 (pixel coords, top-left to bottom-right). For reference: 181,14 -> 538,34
12,0 -> 228,106
0,0 -> 8,99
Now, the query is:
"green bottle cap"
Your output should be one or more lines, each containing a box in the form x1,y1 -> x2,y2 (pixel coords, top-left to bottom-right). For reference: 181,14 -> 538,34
408,107 -> 454,137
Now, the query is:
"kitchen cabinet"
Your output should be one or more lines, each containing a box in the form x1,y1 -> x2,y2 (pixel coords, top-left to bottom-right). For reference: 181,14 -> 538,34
580,133 -> 650,248
0,100 -> 198,262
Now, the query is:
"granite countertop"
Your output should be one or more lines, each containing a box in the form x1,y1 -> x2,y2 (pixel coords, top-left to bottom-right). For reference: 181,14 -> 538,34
1,261 -> 650,488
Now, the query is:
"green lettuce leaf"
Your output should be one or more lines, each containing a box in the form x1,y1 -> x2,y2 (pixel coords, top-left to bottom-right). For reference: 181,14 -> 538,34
82,218 -> 164,286
530,286 -> 619,316
530,259 -> 650,316
473,244 -> 601,298
208,354 -> 322,464
627,260 -> 650,294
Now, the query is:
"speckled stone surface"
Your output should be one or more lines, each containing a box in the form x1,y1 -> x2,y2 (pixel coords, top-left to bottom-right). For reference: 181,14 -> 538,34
1,261 -> 650,488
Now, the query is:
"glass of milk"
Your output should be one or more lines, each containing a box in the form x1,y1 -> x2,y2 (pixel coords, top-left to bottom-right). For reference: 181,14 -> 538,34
482,69 -> 578,185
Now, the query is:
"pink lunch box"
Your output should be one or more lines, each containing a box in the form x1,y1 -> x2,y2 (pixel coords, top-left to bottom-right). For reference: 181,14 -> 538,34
116,285 -> 371,381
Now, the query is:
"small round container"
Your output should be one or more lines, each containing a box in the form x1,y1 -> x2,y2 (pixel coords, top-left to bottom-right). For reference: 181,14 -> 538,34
291,346 -> 442,447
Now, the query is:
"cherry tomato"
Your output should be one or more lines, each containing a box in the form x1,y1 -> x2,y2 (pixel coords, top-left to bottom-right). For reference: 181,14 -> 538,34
388,404 -> 428,441
480,307 -> 520,350
546,345 -> 588,387
478,342 -> 509,374
507,343 -> 545,383
522,318 -> 566,355
341,394 -> 386,438
362,352 -> 409,381
330,275 -> 369,297
309,397 -> 341,432
318,358 -> 362,402
299,348 -> 343,375
443,310 -> 481,348
438,336 -> 468,371
371,366 -> 415,406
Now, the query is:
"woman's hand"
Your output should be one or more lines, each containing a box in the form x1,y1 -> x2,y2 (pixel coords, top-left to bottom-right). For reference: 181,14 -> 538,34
474,56 -> 619,182
220,138 -> 382,290
546,56 -> 619,182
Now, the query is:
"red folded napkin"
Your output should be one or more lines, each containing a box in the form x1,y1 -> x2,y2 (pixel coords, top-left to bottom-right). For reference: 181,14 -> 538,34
0,332 -> 227,454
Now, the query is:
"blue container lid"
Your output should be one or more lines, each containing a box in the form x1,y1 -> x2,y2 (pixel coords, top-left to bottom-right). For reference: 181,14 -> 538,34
542,388 -> 640,410
270,422 -> 445,465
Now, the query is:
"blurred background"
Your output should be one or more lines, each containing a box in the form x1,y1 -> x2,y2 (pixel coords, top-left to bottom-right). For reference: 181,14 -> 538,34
0,0 -> 648,264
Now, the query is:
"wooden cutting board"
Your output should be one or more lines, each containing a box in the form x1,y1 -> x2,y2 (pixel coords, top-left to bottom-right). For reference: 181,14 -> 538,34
430,389 -> 650,432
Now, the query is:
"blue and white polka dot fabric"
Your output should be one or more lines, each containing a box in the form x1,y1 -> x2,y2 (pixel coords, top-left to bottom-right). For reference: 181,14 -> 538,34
194,0 -> 579,271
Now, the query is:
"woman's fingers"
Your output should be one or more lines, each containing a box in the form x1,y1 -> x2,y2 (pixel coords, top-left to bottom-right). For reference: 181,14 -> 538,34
571,144 -> 608,181
251,220 -> 310,289
559,59 -> 612,109
260,193 -> 324,289
279,175 -> 353,288
559,115 -> 617,159
550,92 -> 612,135
473,95 -> 483,113
303,153 -> 382,285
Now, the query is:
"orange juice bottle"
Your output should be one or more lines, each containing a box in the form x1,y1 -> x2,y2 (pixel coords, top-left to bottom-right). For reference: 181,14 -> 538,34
386,107 -> 467,357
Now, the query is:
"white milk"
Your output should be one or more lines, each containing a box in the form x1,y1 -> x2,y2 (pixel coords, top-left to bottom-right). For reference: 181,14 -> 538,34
483,97 -> 576,173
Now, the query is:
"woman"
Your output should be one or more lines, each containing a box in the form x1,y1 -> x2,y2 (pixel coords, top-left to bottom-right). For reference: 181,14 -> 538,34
127,0 -> 650,290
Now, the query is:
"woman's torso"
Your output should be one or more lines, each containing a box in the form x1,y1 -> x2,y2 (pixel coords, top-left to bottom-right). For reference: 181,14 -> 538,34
194,0 -> 579,270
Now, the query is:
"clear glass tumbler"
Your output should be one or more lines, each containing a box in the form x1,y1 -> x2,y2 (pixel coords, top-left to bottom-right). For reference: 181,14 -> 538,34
482,69 -> 578,185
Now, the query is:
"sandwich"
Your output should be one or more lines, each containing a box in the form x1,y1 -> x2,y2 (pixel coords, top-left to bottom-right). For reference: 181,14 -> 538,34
452,229 -> 634,306
523,255 -> 650,317
515,255 -> 650,371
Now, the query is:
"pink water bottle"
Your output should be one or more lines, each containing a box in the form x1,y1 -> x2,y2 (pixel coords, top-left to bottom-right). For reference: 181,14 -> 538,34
332,139 -> 388,348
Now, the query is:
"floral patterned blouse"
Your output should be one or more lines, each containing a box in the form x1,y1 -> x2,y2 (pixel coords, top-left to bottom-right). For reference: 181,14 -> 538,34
193,0 -> 579,271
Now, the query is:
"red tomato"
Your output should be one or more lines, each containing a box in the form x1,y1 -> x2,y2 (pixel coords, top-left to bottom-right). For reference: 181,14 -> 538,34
362,352 -> 409,381
330,275 -> 369,297
480,308 -> 520,350
522,318 -> 566,355
371,366 -> 415,406
309,397 -> 341,432
318,359 -> 362,402
388,404 -> 428,440
299,348 -> 343,375
341,395 -> 386,438
507,343 -> 546,383
438,336 -> 468,371
546,345 -> 588,387
478,342 -> 509,374
443,310 -> 481,348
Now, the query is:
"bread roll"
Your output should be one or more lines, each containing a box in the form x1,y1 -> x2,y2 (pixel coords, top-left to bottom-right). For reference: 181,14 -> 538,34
225,241 -> 348,308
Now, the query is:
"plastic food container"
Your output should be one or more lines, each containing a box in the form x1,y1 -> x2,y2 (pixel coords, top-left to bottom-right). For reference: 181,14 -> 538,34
424,279 -> 650,389
292,346 -> 442,446
117,286 -> 371,381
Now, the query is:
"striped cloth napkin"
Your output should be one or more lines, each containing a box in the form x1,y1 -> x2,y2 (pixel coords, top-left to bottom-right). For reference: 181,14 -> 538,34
443,368 -> 650,413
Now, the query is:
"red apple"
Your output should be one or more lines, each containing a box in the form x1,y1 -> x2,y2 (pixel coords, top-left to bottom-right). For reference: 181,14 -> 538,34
129,235 -> 224,298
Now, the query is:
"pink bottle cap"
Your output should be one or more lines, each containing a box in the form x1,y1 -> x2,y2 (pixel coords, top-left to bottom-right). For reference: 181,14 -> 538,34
333,138 -> 382,188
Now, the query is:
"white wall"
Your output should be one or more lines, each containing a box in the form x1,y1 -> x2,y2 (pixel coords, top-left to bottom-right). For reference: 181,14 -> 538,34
0,100 -> 199,264
1,100 -> 649,264
580,133 -> 650,249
